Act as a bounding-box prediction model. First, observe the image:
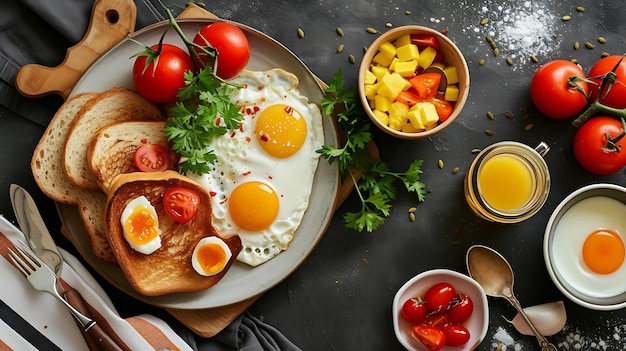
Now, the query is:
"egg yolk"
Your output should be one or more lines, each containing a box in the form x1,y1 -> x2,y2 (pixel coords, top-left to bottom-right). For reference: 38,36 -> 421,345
255,104 -> 307,158
124,206 -> 159,245
229,181 -> 279,231
196,242 -> 228,275
582,229 -> 625,274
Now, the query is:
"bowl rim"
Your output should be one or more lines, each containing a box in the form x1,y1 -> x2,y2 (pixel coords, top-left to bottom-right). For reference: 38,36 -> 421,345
358,25 -> 470,140
391,268 -> 489,350
543,182 -> 626,311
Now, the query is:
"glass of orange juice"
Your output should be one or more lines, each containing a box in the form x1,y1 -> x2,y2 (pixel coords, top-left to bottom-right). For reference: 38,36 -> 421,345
464,141 -> 550,223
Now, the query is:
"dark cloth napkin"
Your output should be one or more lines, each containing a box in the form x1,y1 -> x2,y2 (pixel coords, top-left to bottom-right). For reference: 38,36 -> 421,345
0,0 -> 302,350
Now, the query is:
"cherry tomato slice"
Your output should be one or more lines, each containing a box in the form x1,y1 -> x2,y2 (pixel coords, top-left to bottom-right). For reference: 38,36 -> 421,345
447,293 -> 474,323
410,73 -> 441,100
442,323 -> 471,347
163,186 -> 201,223
424,282 -> 457,313
134,144 -> 170,173
429,98 -> 454,122
401,297 -> 428,323
396,89 -> 421,106
410,34 -> 440,50
412,325 -> 446,351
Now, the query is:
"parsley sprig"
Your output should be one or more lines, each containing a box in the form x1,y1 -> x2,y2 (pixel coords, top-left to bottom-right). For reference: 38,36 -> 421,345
317,70 -> 427,232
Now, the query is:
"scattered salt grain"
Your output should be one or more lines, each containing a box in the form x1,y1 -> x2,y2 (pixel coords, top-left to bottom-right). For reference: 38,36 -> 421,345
492,327 -> 523,351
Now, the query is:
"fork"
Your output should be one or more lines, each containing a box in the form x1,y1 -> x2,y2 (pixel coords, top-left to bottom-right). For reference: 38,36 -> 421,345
8,245 -> 96,331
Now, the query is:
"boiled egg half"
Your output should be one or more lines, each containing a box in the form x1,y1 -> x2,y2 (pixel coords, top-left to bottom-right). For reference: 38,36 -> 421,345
120,196 -> 162,255
191,237 -> 232,276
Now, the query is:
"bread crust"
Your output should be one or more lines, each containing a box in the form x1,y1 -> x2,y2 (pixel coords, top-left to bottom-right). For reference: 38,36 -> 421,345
105,170 -> 242,296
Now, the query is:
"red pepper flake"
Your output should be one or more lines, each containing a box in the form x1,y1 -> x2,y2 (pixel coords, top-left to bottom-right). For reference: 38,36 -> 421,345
242,83 -> 249,89
441,28 -> 449,35
239,121 -> 244,132
362,258 -> 368,264
230,131 -> 237,138
209,191 -> 217,197
216,117 -> 222,125
268,175 -> 273,180
284,105 -> 293,114
140,138 -> 148,144
254,105 -> 260,113
242,170 -> 251,176
245,136 -> 251,143
259,134 -> 270,142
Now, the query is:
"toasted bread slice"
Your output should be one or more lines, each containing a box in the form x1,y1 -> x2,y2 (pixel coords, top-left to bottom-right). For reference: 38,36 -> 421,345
63,87 -> 164,191
87,121 -> 180,193
105,170 -> 242,296
31,92 -> 117,264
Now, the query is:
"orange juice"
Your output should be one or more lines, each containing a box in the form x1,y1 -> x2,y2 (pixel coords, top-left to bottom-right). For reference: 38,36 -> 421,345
478,154 -> 533,211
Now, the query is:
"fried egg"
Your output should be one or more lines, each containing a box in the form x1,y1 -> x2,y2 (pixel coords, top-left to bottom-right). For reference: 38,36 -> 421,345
551,196 -> 626,298
191,237 -> 233,276
120,196 -> 162,255
187,69 -> 324,266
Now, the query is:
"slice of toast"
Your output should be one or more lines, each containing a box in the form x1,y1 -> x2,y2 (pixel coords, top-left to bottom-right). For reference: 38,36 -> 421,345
87,121 -> 180,193
105,170 -> 242,296
63,87 -> 164,191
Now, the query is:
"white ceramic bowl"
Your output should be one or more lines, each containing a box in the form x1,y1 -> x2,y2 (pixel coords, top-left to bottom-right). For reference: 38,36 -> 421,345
392,269 -> 489,350
544,183 -> 626,311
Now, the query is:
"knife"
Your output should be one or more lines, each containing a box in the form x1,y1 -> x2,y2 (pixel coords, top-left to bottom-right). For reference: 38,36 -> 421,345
9,184 -> 126,351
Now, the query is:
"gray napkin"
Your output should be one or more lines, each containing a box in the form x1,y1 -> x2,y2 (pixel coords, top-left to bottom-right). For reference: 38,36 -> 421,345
0,0 -> 302,350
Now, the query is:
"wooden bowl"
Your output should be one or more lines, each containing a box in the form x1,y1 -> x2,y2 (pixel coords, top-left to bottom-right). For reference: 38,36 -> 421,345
358,26 -> 469,140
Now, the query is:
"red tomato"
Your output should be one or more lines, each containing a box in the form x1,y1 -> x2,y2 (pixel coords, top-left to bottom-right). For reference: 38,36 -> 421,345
163,187 -> 201,223
588,55 -> 626,109
412,325 -> 446,351
442,323 -> 471,347
424,282 -> 457,313
401,297 -> 428,323
132,43 -> 194,103
573,116 -> 626,175
134,144 -> 170,173
429,98 -> 454,122
410,34 -> 439,50
410,73 -> 441,99
530,60 -> 589,120
447,293 -> 474,323
193,22 -> 250,79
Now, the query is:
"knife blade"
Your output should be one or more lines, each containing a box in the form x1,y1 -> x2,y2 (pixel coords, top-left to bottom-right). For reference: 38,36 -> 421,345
9,184 -> 63,275
9,184 -> 126,351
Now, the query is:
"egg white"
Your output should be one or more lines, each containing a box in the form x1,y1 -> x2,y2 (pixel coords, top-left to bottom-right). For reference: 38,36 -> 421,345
187,69 -> 324,266
551,196 -> 626,298
192,237 -> 233,276
120,196 -> 162,255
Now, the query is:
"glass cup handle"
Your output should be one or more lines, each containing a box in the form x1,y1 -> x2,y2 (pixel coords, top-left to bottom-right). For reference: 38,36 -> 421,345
534,141 -> 550,157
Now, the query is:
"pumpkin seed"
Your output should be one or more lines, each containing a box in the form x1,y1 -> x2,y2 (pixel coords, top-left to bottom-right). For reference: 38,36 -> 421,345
485,129 -> 494,136
505,111 -> 514,119
385,22 -> 393,28
480,18 -> 489,25
493,48 -> 500,57
366,27 -> 377,34
408,207 -> 417,213
409,212 -> 416,222
598,37 -> 607,43
471,148 -> 481,154
486,36 -> 494,44
348,54 -> 355,64
479,59 -> 486,66
531,54 -> 538,63
486,111 -> 495,120
562,15 -> 572,21
574,41 -> 580,50
506,57 -> 513,66
405,10 -> 411,15
452,167 -> 460,174
601,52 -> 610,58
438,159 -> 444,169
571,58 -> 579,64
585,41 -> 595,49
525,123 -> 534,131
297,28 -> 305,38
336,27 -> 344,36
337,44 -> 344,53
576,6 -> 585,12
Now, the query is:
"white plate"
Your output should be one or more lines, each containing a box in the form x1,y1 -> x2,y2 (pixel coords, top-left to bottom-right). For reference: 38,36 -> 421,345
60,19 -> 340,309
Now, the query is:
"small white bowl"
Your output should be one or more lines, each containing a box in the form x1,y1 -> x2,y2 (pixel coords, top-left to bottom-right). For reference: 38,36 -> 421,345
544,183 -> 626,311
392,269 -> 489,350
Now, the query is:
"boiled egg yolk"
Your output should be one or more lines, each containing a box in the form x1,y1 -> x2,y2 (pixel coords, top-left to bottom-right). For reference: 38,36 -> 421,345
255,104 -> 307,158
192,237 -> 232,276
228,181 -> 279,231
120,196 -> 161,255
582,229 -> 625,274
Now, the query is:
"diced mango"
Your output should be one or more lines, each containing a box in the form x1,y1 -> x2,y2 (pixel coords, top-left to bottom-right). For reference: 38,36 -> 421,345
378,41 -> 397,58
364,69 -> 377,84
388,102 -> 409,130
373,51 -> 394,67
377,73 -> 409,100
395,34 -> 412,48
418,46 -> 437,69
372,109 -> 390,125
389,57 -> 399,71
407,109 -> 425,129
414,102 -> 439,127
444,66 -> 459,84
374,95 -> 394,112
394,60 -> 418,77
371,66 -> 390,81
396,44 -> 419,62
402,122 -> 423,133
363,82 -> 379,99
445,84 -> 460,102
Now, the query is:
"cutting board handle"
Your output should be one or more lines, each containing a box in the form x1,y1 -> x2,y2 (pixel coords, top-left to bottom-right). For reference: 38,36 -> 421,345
15,0 -> 137,100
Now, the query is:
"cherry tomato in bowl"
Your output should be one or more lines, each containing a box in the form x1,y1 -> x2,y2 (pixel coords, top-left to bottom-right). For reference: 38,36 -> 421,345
573,116 -> 626,175
530,60 -> 589,120
163,186 -> 201,223
588,55 -> 626,109
401,297 -> 428,323
193,22 -> 250,79
424,282 -> 457,313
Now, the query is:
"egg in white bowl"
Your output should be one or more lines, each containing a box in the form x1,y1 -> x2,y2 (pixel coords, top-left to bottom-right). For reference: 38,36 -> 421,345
545,183 -> 626,310
120,195 -> 162,255
187,68 -> 324,267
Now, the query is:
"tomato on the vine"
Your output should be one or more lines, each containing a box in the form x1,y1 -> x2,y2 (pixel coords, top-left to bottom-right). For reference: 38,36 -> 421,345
573,116 -> 626,175
163,186 -> 201,223
134,144 -> 170,173
530,60 -> 589,120
424,282 -> 457,313
442,323 -> 471,346
401,297 -> 428,323
412,325 -> 446,351
193,22 -> 250,79
132,43 -> 194,103
447,293 -> 474,323
588,55 -> 626,109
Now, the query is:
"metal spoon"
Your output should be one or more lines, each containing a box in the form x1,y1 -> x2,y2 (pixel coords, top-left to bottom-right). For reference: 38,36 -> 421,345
466,245 -> 558,351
